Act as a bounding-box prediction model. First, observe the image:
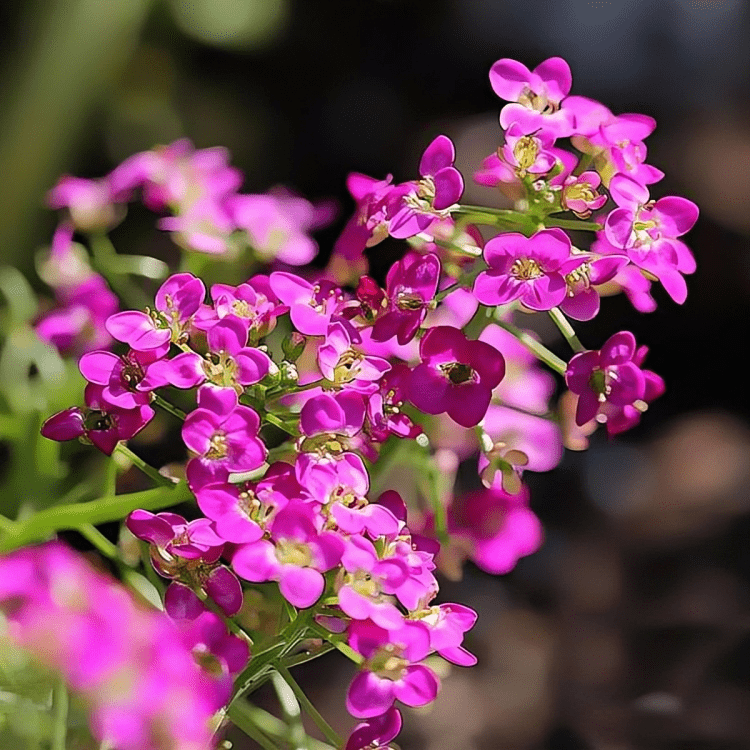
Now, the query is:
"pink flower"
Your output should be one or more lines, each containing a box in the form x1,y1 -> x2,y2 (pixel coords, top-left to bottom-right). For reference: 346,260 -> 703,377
183,386 -> 266,474
473,228 -> 584,311
318,321 -> 391,391
232,501 -> 345,608
561,170 -> 607,218
604,174 -> 698,303
408,326 -> 505,428
500,123 -> 559,177
346,619 -> 439,718
270,272 -> 344,335
106,272 -> 205,351
48,176 -> 121,232
490,57 -> 575,136
345,707 -> 402,750
389,135 -> 464,239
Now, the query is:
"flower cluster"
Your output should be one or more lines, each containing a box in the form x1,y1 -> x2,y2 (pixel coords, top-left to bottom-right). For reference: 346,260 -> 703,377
30,54 -> 698,750
0,542 -> 248,750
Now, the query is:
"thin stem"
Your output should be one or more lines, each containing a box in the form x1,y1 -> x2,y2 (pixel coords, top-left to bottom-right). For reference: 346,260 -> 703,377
115,443 -> 176,487
78,523 -> 120,561
151,393 -> 187,421
264,411 -> 300,437
52,678 -> 68,750
275,664 -> 342,748
0,482 -> 193,553
543,216 -> 603,232
548,307 -> 585,353
271,670 -> 308,750
493,318 -> 567,375
227,701 -> 283,750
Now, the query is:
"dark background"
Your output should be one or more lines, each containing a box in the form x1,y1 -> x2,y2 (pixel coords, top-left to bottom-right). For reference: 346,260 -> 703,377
2,1 -> 750,747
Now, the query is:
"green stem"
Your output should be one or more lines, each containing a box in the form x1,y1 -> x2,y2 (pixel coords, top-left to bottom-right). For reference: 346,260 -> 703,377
543,216 -> 603,232
115,443 -> 175,487
52,678 -> 68,750
78,523 -> 120,561
151,393 -> 187,421
0,482 -> 193,553
548,307 -> 585,353
275,664 -> 342,748
493,318 -> 567,375
196,589 -> 254,646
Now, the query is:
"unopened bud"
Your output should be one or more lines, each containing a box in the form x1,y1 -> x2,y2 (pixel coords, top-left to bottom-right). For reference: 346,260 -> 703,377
282,332 -> 306,362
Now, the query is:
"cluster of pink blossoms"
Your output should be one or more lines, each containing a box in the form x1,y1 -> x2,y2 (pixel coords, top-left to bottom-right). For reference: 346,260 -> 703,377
30,55 -> 698,749
0,542 -> 247,750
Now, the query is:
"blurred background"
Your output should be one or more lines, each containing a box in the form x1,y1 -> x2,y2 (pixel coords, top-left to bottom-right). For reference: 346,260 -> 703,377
2,0 -> 750,748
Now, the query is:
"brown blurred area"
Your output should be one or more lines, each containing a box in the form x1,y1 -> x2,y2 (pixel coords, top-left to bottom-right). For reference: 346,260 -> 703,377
3,1 -> 750,748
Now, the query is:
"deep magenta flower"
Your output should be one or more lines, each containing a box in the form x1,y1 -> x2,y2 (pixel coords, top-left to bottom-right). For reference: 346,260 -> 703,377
231,501 -> 345,608
41,383 -> 154,455
389,135 -> 464,239
604,174 -> 698,303
346,619 -> 439,718
473,228 -> 584,311
447,485 -> 543,576
490,57 -> 575,136
565,331 -> 649,426
559,254 -> 629,321
417,602 -> 478,667
182,386 -> 266,473
106,272 -> 205,351
345,707 -> 402,750
299,390 -> 367,440
371,252 -> 441,345
407,326 -> 505,428
365,364 -> 423,443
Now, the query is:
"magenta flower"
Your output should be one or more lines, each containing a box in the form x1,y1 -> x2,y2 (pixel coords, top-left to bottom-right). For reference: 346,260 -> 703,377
79,348 -> 160,409
448,486 -> 543,575
407,326 -> 505,428
318,321 -> 391,391
473,228 -> 584,311
500,123 -> 559,177
561,170 -> 607,218
158,196 -> 235,254
41,383 -> 154,455
232,501 -> 345,608
127,509 -> 244,617
417,602 -> 478,667
183,386 -> 266,473
299,391 -> 366,442
389,135 -> 464,239
490,57 -> 575,136
604,174 -> 698,303
228,188 -> 334,266
196,277 -> 286,339
333,173 -> 402,260
346,619 -> 439,718
106,272 -> 206,351
365,363 -> 423,443
371,252 -> 440,345
345,707 -> 402,750
48,175 -> 121,232
270,271 -> 344,335
338,535 -> 408,629
559,254 -> 629,321
565,331 -> 649,426
139,317 -> 272,393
